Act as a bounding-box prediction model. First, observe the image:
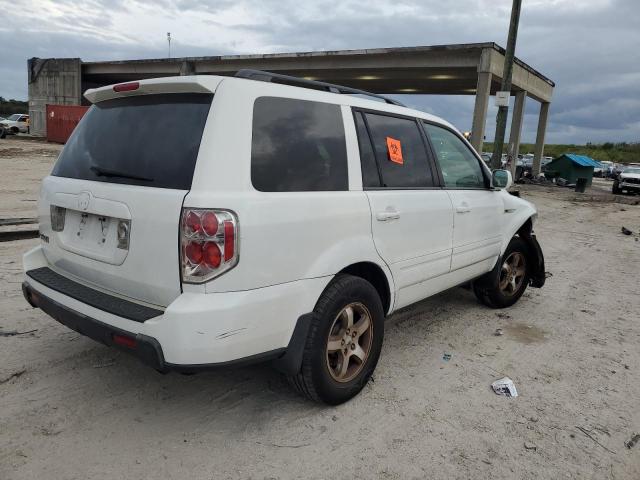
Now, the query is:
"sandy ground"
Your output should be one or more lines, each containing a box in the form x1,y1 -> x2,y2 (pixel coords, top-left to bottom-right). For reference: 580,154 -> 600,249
0,137 -> 61,219
1,139 -> 640,479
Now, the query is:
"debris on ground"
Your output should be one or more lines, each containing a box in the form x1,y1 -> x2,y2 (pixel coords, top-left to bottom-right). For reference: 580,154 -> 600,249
494,328 -> 504,336
0,329 -> 38,337
575,426 -> 616,454
442,353 -> 452,362
0,369 -> 26,384
491,377 -> 518,397
621,226 -> 633,235
92,361 -> 116,369
556,178 -> 568,187
524,442 -> 537,451
516,174 -> 549,185
625,433 -> 640,449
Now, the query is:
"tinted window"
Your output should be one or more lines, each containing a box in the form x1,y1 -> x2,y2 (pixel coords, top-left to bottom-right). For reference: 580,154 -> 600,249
423,123 -> 486,188
52,93 -> 212,190
251,97 -> 348,192
363,113 -> 434,188
354,112 -> 380,188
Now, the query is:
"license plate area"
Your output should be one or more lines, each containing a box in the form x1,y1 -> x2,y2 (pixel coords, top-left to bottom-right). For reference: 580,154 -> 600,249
56,210 -> 129,265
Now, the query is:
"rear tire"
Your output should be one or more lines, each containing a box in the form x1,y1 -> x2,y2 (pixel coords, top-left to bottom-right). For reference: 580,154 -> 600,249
473,237 -> 531,309
287,274 -> 384,405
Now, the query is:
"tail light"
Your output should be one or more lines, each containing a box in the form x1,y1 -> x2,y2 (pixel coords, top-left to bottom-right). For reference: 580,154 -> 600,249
113,334 -> 137,349
50,205 -> 66,232
113,82 -> 139,92
180,208 -> 238,284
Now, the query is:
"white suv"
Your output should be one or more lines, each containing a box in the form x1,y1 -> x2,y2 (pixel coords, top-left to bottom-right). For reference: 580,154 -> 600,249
22,71 -> 545,404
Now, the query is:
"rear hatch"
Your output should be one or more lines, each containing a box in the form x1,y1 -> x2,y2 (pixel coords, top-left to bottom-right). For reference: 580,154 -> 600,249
38,85 -> 215,307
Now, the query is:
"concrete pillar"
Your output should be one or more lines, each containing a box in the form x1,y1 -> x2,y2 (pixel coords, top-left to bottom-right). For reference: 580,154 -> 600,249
180,60 -> 195,76
27,58 -> 82,137
508,91 -> 526,178
532,101 -> 550,176
470,72 -> 492,153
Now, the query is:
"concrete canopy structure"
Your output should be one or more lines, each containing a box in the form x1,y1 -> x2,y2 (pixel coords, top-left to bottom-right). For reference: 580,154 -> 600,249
28,42 -> 554,173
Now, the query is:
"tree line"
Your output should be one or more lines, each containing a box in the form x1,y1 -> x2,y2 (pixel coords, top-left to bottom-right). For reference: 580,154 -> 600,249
0,97 -> 29,116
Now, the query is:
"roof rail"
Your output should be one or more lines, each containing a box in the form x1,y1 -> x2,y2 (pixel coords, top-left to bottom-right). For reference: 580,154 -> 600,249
234,69 -> 406,107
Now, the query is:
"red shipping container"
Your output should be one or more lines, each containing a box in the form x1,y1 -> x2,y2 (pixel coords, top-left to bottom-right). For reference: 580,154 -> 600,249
46,104 -> 90,144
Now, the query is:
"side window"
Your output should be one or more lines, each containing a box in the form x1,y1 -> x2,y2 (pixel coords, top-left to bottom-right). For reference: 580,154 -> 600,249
423,123 -> 486,189
251,97 -> 348,192
363,113 -> 434,188
353,112 -> 381,188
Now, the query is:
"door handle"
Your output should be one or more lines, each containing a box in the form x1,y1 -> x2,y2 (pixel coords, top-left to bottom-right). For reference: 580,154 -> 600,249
376,210 -> 401,221
455,205 -> 471,214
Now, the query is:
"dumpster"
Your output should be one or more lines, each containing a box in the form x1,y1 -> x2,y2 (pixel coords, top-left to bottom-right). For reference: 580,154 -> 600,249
46,105 -> 90,144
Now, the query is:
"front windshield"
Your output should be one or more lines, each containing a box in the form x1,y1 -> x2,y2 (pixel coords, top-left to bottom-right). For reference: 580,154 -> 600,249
623,167 -> 640,174
7,114 -> 21,121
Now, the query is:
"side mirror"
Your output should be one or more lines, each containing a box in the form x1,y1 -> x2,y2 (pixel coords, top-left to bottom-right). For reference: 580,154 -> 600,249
492,169 -> 512,190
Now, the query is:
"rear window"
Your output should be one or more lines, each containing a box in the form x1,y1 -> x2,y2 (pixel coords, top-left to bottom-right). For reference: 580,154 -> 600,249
251,97 -> 348,192
52,93 -> 213,190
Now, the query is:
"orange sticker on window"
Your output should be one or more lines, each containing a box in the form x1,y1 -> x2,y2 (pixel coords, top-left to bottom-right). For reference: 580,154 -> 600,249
386,137 -> 403,164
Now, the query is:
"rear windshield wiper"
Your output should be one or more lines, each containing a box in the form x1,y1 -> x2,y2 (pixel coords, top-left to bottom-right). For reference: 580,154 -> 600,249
90,165 -> 154,182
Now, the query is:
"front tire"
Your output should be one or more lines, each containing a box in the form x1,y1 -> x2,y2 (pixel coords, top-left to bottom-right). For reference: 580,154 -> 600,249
473,237 -> 531,309
288,274 -> 384,405
612,181 -> 621,194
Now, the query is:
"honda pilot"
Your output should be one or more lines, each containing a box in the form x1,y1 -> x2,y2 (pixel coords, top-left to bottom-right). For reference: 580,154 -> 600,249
22,70 -> 545,404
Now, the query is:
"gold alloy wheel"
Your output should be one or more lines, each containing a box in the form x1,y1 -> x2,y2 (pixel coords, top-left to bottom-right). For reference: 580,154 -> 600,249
499,251 -> 526,296
325,302 -> 374,383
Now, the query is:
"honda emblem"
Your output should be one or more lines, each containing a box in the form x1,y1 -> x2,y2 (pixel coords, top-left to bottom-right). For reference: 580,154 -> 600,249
77,192 -> 91,211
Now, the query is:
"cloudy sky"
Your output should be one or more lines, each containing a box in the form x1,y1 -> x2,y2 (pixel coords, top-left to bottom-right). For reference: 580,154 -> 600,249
1,0 -> 638,144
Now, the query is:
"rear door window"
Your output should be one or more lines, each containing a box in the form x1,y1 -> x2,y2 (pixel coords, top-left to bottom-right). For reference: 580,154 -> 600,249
52,93 -> 213,190
251,97 -> 348,192
363,112 -> 435,188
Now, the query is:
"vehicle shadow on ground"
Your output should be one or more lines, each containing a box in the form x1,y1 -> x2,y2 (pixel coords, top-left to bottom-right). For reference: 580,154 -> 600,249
48,286 -> 483,434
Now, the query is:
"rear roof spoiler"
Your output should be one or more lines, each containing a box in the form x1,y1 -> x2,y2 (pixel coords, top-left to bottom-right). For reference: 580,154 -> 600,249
84,76 -> 221,104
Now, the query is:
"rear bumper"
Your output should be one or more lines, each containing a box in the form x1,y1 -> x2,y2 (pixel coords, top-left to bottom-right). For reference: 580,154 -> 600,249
22,281 -> 286,372
22,282 -> 311,375
23,246 -> 331,369
23,281 -> 167,370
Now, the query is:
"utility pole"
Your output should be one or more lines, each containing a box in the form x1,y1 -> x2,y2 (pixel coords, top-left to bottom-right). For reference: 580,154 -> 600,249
167,32 -> 171,58
490,0 -> 522,170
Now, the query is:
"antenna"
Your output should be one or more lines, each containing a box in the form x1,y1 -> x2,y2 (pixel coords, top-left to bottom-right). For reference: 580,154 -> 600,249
167,32 -> 171,58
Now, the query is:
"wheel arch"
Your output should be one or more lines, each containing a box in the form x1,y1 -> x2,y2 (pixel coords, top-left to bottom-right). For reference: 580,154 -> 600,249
338,261 -> 394,315
500,208 -> 536,254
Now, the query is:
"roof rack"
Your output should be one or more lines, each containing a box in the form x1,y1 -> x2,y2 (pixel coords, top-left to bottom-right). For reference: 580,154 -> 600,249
234,69 -> 406,107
